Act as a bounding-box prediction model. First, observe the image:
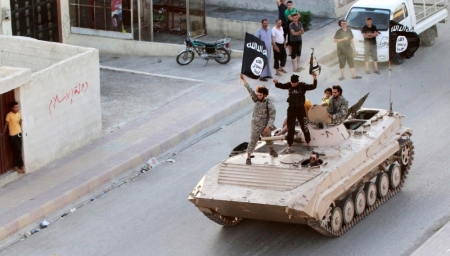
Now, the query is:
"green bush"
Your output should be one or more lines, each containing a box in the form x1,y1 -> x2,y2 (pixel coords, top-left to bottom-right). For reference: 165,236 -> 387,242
300,11 -> 312,31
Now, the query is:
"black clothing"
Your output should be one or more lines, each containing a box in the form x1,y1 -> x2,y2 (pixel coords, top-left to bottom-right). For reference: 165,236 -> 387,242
361,25 -> 378,45
290,40 -> 302,59
273,43 -> 287,69
275,80 -> 317,107
334,28 -> 354,52
278,4 -> 288,24
334,28 -> 355,68
10,133 -> 24,168
286,107 -> 310,145
275,80 -> 317,145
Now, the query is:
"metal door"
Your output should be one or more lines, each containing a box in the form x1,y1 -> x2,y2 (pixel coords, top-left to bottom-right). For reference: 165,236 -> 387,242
10,0 -> 60,42
0,90 -> 16,175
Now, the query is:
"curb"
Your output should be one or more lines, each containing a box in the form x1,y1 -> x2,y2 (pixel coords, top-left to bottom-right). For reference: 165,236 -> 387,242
99,66 -> 205,82
410,220 -> 450,256
0,86 -> 253,242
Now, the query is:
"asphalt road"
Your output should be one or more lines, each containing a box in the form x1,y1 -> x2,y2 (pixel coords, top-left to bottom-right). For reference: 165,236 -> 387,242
2,23 -> 450,256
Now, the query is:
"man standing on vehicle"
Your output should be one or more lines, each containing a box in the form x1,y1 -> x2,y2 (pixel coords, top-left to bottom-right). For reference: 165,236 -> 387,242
334,19 -> 361,81
272,19 -> 287,76
289,13 -> 304,73
327,85 -> 349,124
361,17 -> 380,74
273,73 -> 317,153
240,74 -> 278,165
255,19 -> 273,81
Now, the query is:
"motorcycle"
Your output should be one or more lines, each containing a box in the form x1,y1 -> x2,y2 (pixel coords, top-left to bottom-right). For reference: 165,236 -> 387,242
176,32 -> 232,66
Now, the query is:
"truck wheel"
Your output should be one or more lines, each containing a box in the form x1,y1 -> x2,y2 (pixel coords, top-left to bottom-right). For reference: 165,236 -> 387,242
422,27 -> 436,46
393,54 -> 404,65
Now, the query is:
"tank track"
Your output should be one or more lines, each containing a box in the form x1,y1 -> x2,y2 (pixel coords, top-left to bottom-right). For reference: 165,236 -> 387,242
202,211 -> 244,227
307,138 -> 414,237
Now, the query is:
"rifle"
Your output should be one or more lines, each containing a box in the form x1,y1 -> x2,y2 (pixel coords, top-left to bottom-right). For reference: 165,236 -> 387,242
309,48 -> 321,75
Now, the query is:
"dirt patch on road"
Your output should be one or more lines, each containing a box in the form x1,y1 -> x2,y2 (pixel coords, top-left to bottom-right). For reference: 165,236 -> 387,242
100,69 -> 203,134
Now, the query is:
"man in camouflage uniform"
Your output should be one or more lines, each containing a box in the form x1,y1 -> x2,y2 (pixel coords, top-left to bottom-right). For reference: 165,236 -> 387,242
327,85 -> 349,124
240,74 -> 278,165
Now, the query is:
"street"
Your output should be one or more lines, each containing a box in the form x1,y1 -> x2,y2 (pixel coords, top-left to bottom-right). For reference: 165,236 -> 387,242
1,23 -> 450,256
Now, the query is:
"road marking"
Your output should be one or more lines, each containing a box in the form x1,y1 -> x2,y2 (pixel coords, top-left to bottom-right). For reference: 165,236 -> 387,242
100,66 -> 204,82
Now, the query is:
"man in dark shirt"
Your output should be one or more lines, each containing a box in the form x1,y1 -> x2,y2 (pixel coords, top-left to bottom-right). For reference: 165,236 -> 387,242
334,19 -> 361,81
289,13 -> 305,73
276,0 -> 288,43
361,17 -> 380,74
273,73 -> 317,153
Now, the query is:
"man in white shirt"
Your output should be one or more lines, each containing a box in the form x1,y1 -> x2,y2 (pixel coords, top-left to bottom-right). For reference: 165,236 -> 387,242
272,19 -> 287,76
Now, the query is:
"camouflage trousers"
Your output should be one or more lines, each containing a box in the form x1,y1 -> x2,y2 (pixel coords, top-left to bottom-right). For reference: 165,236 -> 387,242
247,124 -> 274,154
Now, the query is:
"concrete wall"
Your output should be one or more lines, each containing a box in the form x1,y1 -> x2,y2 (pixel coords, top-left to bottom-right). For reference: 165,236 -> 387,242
206,17 -> 260,39
68,33 -> 244,57
206,0 -> 355,18
0,37 -> 87,72
0,35 -> 102,172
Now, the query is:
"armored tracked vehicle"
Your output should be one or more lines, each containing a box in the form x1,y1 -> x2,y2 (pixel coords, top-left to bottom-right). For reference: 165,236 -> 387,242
188,96 -> 414,236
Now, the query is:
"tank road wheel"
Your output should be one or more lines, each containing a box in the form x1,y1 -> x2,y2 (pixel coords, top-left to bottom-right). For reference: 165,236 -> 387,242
364,182 -> 377,207
330,206 -> 343,232
352,190 -> 366,215
398,140 -> 413,166
339,198 -> 355,224
376,173 -> 389,198
202,211 -> 243,227
388,164 -> 402,189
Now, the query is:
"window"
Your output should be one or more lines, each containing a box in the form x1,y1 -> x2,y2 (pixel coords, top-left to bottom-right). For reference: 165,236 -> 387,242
393,3 -> 409,22
69,0 -> 132,33
346,7 -> 390,31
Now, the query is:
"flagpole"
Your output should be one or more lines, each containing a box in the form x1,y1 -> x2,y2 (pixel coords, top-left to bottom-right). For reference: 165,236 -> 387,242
389,60 -> 392,116
388,20 -> 392,116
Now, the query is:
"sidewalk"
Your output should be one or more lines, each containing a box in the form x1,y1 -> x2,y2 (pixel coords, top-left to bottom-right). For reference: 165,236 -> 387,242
411,220 -> 450,256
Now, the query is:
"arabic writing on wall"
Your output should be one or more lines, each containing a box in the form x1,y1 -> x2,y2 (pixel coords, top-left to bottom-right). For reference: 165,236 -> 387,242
48,82 -> 89,116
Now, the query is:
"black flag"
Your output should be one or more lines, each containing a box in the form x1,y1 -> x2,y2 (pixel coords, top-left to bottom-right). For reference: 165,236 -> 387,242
389,20 -> 420,61
241,32 -> 268,79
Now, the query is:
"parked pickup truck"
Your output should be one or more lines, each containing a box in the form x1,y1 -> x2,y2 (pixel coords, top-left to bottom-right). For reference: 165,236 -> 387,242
345,0 -> 448,64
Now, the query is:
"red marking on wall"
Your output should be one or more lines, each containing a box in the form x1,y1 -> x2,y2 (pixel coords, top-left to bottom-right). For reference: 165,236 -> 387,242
48,82 -> 89,116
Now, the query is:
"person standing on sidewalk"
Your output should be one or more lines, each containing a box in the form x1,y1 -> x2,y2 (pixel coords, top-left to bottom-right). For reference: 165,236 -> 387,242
361,17 -> 380,74
289,13 -> 304,73
1,101 -> 25,174
334,19 -> 362,81
273,73 -> 317,153
240,74 -> 278,165
272,19 -> 287,76
276,0 -> 289,45
284,1 -> 300,56
255,19 -> 273,81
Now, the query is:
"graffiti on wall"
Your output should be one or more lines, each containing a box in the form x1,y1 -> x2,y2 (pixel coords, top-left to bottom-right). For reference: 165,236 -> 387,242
48,82 -> 89,116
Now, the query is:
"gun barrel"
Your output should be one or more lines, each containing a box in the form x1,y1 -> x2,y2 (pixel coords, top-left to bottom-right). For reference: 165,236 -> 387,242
261,135 -> 285,141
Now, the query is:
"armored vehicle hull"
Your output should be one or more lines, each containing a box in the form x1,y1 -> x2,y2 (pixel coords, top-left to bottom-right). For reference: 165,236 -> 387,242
188,107 -> 414,236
